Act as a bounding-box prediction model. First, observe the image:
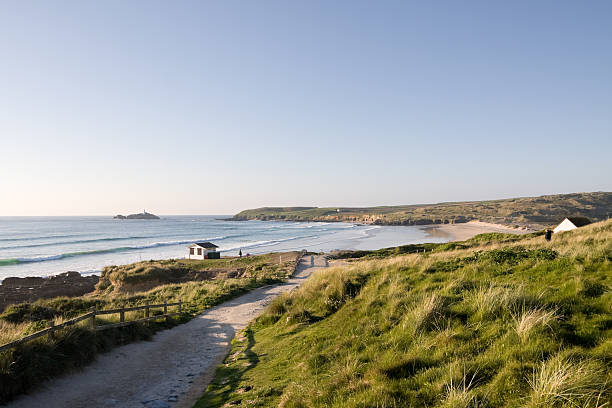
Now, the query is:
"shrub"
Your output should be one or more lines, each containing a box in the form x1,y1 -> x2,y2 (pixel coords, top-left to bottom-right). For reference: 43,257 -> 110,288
0,304 -> 58,323
579,280 -> 608,298
474,247 -> 557,265
284,305 -> 314,325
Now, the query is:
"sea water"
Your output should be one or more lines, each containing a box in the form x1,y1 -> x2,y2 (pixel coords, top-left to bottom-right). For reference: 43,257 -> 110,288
0,216 -> 449,280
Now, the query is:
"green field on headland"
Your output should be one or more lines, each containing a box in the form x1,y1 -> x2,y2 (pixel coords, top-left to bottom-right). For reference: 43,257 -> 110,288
0,252 -> 300,403
199,220 -> 612,408
232,191 -> 612,228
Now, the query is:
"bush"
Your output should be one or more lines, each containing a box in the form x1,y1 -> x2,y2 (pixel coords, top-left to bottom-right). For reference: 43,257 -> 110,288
580,280 -> 608,298
0,304 -> 58,323
474,247 -> 557,265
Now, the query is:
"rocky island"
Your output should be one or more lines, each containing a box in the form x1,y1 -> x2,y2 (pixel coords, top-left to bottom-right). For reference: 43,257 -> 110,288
113,211 -> 160,220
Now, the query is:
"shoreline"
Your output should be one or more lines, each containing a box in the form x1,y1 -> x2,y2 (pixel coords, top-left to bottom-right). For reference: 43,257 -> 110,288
0,221 -> 534,282
423,220 -> 535,242
0,221 -> 534,310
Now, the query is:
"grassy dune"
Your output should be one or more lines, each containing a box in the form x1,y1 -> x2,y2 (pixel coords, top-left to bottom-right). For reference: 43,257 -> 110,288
0,252 -> 300,403
231,191 -> 612,228
199,222 -> 612,407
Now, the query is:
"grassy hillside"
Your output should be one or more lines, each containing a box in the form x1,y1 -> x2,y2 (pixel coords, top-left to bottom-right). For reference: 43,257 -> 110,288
231,191 -> 612,228
199,222 -> 612,407
97,253 -> 297,294
0,252 -> 300,403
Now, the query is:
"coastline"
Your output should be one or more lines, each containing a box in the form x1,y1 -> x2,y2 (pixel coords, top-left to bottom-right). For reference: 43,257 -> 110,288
0,221 -> 534,282
0,221 -> 533,311
0,218 -> 448,280
423,220 -> 535,242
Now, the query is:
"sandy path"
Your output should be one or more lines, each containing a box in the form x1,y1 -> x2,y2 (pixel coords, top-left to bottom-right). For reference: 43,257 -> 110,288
9,255 -> 328,408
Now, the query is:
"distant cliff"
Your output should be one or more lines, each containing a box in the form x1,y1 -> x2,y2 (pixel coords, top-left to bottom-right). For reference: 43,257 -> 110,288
231,192 -> 612,228
114,211 -> 160,220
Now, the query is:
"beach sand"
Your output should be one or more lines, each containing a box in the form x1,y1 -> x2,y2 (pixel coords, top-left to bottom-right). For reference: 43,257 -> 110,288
423,221 -> 534,242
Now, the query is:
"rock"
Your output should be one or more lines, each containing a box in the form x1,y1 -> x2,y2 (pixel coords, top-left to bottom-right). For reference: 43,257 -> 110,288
114,211 -> 160,220
0,272 -> 99,312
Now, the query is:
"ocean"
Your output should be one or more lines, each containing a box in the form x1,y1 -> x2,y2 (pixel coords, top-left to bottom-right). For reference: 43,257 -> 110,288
0,216 -> 449,281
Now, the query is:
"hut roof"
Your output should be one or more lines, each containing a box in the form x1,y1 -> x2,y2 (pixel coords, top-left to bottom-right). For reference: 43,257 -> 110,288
566,217 -> 592,227
191,242 -> 218,249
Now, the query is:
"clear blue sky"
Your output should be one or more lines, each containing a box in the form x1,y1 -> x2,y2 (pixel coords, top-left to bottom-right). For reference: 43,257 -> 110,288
1,1 -> 610,215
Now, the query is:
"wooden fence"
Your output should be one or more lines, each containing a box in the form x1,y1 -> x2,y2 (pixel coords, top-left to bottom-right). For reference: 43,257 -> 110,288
290,250 -> 307,277
0,300 -> 182,353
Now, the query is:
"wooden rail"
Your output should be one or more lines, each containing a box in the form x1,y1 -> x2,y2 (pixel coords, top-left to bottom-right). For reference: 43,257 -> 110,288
0,300 -> 182,353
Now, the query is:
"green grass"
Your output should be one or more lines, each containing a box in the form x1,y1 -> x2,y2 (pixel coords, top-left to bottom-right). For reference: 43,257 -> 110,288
198,221 -> 612,408
329,232 -> 546,260
97,252 -> 296,293
231,191 -> 612,228
0,251 -> 301,404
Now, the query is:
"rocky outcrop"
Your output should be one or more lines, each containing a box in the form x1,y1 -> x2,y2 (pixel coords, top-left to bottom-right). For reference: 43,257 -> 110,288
0,272 -> 99,312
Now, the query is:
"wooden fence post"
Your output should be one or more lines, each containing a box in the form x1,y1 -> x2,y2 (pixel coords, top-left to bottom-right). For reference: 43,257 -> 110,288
164,300 -> 169,322
178,300 -> 182,313
120,309 -> 125,323
49,320 -> 55,339
90,306 -> 96,330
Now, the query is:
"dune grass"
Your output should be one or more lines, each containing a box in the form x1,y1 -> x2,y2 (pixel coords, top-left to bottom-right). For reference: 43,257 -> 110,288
198,221 -> 611,407
0,251 -> 300,404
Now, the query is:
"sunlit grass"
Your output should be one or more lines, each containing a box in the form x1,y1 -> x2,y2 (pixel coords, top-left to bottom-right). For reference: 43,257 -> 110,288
198,220 -> 612,408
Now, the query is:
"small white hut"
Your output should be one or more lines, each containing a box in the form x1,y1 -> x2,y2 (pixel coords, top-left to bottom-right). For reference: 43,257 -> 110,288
553,217 -> 592,234
187,242 -> 219,259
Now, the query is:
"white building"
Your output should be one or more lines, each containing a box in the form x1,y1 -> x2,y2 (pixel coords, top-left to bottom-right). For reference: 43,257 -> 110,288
187,242 -> 219,259
553,217 -> 592,234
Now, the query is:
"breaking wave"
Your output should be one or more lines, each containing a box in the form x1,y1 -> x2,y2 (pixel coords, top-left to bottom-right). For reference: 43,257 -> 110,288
0,237 -> 226,266
0,236 -> 154,250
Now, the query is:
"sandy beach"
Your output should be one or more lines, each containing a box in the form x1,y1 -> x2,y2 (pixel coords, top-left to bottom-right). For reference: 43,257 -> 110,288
423,221 -> 535,242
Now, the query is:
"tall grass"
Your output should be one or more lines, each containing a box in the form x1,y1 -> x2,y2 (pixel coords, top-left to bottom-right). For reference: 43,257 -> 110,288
513,307 -> 558,343
199,220 -> 612,408
527,354 -> 607,407
442,365 -> 481,408
406,293 -> 444,334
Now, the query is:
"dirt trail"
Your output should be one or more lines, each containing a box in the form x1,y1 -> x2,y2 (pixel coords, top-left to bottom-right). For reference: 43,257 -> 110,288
9,255 -> 328,408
